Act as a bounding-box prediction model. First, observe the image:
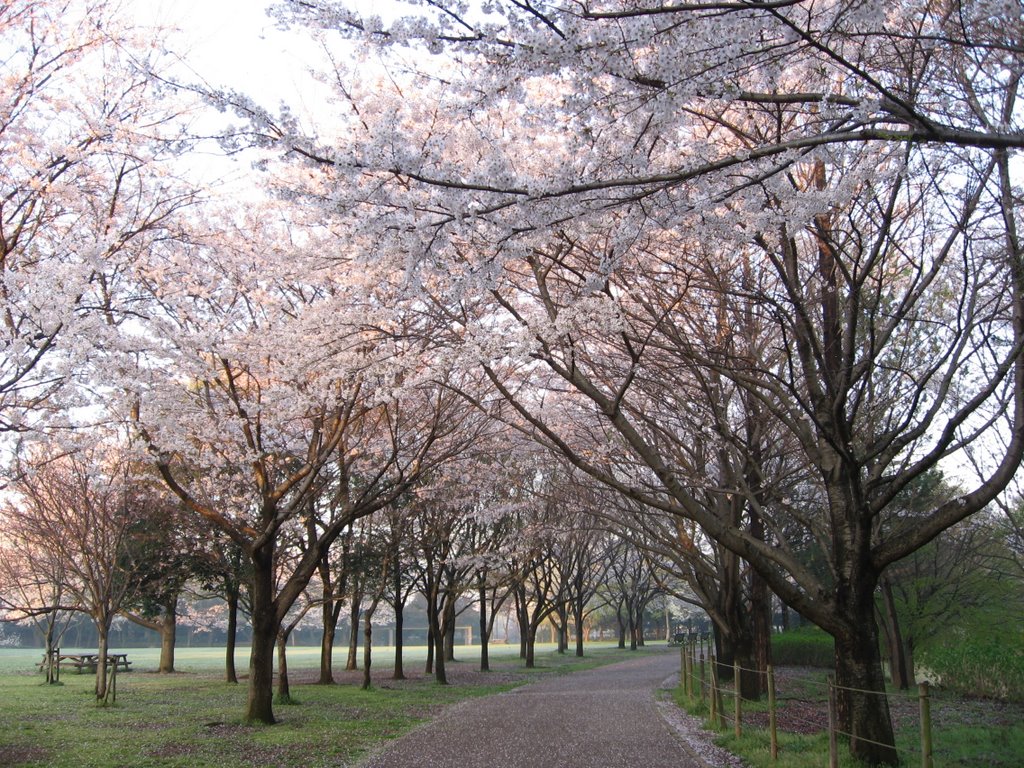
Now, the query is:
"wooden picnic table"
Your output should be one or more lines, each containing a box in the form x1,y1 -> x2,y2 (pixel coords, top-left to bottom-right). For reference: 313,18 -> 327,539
38,651 -> 132,674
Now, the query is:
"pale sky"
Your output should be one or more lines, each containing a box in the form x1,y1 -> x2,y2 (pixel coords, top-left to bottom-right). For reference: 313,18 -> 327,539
136,0 -> 314,98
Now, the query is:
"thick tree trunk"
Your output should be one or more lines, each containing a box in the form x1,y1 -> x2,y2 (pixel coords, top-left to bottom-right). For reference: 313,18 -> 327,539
44,622 -> 58,684
225,587 -> 239,684
125,598 -> 179,674
318,596 -> 338,685
834,620 -> 899,766
712,621 -> 761,700
244,553 -> 278,724
276,631 -> 291,703
443,597 -> 456,662
158,601 -> 177,674
524,624 -> 538,668
393,598 -> 405,680
425,624 -> 434,675
616,606 -> 626,649
748,552 -> 772,695
95,618 -> 110,701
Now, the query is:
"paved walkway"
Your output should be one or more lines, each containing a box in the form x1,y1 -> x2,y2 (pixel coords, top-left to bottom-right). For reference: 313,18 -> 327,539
358,649 -> 704,768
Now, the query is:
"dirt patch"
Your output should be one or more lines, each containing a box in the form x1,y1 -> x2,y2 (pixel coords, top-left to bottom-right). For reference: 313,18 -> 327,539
0,745 -> 50,766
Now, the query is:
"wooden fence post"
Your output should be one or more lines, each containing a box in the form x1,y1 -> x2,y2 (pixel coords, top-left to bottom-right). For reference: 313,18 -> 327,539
768,665 -> 778,761
734,659 -> 742,737
919,681 -> 933,768
827,676 -> 839,768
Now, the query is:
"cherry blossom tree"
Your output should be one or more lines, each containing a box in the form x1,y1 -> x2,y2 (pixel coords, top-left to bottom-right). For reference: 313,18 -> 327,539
120,211 -> 489,723
0,507 -> 76,683
250,3 -> 1024,763
3,444 -> 150,701
0,0 -> 195,436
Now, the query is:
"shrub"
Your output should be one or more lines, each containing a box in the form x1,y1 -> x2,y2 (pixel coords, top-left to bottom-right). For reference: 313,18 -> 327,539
771,626 -> 834,668
918,630 -> 1024,701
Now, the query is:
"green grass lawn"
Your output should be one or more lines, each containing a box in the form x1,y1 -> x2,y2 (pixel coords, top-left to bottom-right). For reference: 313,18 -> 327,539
673,667 -> 1024,768
0,642 -> 643,768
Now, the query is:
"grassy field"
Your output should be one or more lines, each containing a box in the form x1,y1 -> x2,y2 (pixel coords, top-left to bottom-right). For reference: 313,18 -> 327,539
0,641 -> 643,768
0,643 -> 483,676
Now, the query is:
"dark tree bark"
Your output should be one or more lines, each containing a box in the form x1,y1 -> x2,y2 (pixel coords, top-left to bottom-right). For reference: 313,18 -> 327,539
524,623 -> 539,668
158,602 -> 177,674
424,623 -> 434,675
276,630 -> 291,704
478,572 -> 490,672
94,616 -> 111,701
316,543 -> 342,685
362,597 -> 380,690
345,589 -> 361,671
834,594 -> 899,766
573,604 -> 586,657
615,601 -> 626,649
879,577 -> 910,690
225,586 -> 239,684
443,595 -> 456,663
393,595 -> 405,679
427,585 -> 447,684
245,546 -> 277,724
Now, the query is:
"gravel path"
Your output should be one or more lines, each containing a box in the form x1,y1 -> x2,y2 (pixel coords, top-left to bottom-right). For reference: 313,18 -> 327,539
357,649 -> 710,768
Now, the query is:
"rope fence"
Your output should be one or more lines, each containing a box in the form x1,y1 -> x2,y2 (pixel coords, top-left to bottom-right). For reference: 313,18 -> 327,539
676,635 -> 936,768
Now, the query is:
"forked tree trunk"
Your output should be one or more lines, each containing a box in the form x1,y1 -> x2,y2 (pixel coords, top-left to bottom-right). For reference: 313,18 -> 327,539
44,622 -> 58,685
555,606 -> 569,654
428,588 -> 447,684
94,618 -> 111,701
318,595 -> 337,684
